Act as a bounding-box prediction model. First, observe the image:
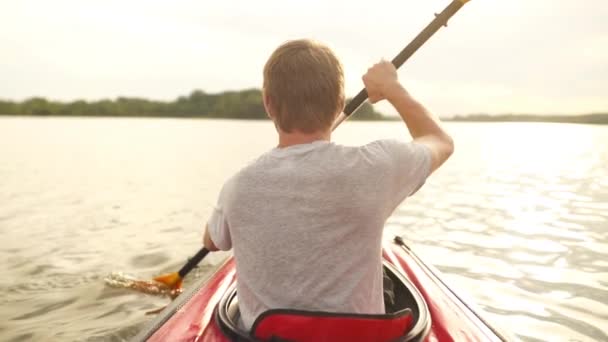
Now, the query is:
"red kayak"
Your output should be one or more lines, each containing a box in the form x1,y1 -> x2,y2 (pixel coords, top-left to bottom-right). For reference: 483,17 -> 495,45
133,236 -> 509,341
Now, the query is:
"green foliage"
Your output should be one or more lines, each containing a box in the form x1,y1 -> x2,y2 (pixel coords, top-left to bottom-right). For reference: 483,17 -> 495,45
0,100 -> 19,114
448,113 -> 608,125
349,100 -> 384,121
0,89 -> 388,121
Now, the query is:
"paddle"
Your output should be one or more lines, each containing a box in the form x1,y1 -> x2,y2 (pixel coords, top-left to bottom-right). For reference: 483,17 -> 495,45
153,247 -> 210,289
153,0 -> 470,291
332,0 -> 470,130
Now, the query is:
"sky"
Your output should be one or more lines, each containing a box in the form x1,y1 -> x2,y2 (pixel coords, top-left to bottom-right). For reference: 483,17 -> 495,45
1,0 -> 607,116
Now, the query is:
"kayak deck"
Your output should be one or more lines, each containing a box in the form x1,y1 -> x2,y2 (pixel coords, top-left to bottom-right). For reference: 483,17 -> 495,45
134,237 -> 507,341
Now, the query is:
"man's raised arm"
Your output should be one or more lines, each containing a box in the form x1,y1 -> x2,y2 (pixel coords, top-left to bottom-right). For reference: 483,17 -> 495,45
362,60 -> 454,173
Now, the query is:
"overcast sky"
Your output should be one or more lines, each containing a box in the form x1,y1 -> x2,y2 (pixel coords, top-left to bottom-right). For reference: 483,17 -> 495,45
1,0 -> 606,116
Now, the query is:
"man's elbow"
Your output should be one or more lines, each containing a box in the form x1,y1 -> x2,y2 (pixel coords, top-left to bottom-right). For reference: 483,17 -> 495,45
204,239 -> 220,252
443,134 -> 455,158
203,229 -> 220,252
435,134 -> 454,172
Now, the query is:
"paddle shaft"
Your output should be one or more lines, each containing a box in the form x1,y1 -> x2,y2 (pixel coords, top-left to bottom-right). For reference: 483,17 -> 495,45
172,0 -> 470,283
338,0 -> 469,122
177,247 -> 210,278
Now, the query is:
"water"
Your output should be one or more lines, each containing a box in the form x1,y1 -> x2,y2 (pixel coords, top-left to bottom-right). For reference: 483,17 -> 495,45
0,117 -> 606,341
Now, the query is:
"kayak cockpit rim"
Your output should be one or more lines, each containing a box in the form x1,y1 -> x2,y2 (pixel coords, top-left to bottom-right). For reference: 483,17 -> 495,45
215,260 -> 431,342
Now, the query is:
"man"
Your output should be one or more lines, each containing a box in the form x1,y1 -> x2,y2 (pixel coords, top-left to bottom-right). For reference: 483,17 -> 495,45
203,39 -> 453,331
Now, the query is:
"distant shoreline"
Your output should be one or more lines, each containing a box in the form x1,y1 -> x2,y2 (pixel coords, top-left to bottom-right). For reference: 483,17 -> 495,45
2,114 -> 607,126
0,89 -> 606,125
445,113 -> 608,125
0,89 -> 385,121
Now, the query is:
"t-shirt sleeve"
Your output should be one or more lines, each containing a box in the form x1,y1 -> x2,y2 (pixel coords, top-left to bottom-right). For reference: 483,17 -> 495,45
206,183 -> 233,251
366,139 -> 432,217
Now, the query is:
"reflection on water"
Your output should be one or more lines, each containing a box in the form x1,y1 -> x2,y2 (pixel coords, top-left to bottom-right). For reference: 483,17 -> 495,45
380,123 -> 608,342
0,118 -> 606,341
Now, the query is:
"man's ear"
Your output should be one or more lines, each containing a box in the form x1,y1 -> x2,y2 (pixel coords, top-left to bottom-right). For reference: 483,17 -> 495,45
263,90 -> 274,119
337,95 -> 345,118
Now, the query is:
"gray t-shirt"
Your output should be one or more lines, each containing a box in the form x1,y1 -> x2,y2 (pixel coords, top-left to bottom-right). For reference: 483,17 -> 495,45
207,139 -> 431,331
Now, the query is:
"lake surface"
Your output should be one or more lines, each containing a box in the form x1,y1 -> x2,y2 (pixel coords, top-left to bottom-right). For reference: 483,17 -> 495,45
0,117 -> 607,341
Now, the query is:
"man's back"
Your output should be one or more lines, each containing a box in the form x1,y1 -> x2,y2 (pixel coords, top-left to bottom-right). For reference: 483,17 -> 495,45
203,38 -> 453,333
207,139 -> 431,330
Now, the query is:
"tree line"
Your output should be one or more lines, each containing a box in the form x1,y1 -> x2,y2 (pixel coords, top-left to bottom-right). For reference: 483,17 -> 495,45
0,89 -> 386,120
448,113 -> 608,125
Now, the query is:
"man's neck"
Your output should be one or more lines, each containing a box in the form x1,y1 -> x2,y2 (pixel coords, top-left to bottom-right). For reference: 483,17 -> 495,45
277,129 -> 331,148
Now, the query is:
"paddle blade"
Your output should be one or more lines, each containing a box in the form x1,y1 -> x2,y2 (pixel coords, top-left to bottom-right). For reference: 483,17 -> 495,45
153,272 -> 183,289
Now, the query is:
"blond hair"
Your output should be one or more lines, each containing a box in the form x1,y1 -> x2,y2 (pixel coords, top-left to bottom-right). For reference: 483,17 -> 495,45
263,39 -> 345,133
